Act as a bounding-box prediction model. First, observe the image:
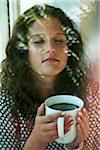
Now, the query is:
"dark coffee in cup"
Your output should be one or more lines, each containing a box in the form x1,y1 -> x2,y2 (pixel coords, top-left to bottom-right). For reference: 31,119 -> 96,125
50,103 -> 79,111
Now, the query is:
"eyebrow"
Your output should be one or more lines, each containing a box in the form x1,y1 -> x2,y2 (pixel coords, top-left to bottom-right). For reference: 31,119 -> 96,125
29,32 -> 66,38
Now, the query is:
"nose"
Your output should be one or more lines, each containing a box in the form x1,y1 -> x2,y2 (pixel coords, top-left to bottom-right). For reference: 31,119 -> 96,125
45,40 -> 56,54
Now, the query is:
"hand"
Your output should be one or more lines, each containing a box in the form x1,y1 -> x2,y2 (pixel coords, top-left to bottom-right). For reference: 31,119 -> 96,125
24,103 -> 73,150
67,107 -> 89,149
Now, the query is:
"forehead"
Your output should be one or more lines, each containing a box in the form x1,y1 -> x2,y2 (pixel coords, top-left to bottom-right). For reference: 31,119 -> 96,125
28,18 -> 64,36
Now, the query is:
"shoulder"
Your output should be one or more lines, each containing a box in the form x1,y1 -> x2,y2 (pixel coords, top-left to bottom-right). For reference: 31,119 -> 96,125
84,79 -> 100,149
85,79 -> 100,116
87,79 -> 100,94
0,87 -> 20,148
86,79 -> 99,125
86,79 -> 100,102
0,87 -> 14,111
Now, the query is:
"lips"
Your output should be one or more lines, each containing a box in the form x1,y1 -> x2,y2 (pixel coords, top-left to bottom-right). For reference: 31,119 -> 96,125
42,56 -> 59,63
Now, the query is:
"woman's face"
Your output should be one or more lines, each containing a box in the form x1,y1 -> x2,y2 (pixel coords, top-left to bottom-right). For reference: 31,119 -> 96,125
28,18 -> 68,79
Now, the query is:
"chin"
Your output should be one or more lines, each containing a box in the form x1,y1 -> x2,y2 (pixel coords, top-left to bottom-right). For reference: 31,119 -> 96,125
39,66 -> 65,77
42,69 -> 63,76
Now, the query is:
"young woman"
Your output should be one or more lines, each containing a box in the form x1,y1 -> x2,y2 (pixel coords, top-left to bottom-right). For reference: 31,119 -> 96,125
0,5 -> 90,149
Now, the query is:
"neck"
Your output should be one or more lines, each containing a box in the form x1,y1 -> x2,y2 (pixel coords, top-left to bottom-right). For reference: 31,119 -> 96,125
34,73 -> 56,99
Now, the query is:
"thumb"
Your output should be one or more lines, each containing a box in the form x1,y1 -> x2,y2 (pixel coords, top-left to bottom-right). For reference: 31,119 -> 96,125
36,103 -> 45,116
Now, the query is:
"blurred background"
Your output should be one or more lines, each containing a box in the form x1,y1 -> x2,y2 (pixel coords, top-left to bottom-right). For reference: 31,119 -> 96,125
0,0 -> 100,81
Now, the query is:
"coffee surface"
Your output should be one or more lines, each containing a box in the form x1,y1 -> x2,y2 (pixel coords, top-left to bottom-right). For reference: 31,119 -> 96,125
50,103 -> 79,111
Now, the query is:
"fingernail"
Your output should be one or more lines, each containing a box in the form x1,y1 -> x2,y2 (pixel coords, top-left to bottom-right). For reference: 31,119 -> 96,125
69,117 -> 73,122
61,112 -> 67,116
77,117 -> 81,122
83,108 -> 86,112
58,112 -> 62,115
78,112 -> 82,116
41,103 -> 44,107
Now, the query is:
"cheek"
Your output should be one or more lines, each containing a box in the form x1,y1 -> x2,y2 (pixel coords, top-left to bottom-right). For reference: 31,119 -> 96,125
61,46 -> 68,60
28,51 -> 42,70
61,51 -> 68,67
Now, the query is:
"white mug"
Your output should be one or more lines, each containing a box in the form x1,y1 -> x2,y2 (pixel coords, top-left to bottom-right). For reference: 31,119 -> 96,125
45,95 -> 84,144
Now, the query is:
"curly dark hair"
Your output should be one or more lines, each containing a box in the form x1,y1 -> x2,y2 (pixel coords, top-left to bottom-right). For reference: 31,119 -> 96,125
0,4 -> 87,117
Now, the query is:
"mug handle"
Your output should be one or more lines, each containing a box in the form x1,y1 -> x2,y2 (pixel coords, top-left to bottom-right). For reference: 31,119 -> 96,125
57,117 -> 65,138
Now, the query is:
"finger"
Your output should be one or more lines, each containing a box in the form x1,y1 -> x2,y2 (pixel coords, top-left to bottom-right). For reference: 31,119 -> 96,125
82,108 -> 89,118
80,108 -> 89,122
39,129 -> 58,144
40,116 -> 74,132
76,123 -> 84,141
64,115 -> 73,125
36,112 -> 62,124
36,103 -> 45,116
64,124 -> 72,134
42,122 -> 57,131
47,129 -> 58,141
82,108 -> 89,127
77,116 -> 88,139
77,110 -> 89,129
64,119 -> 74,134
43,112 -> 62,123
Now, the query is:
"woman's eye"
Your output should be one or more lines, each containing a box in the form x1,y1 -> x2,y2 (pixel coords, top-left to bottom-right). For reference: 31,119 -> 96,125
55,39 -> 63,42
54,39 -> 66,43
33,40 -> 44,44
